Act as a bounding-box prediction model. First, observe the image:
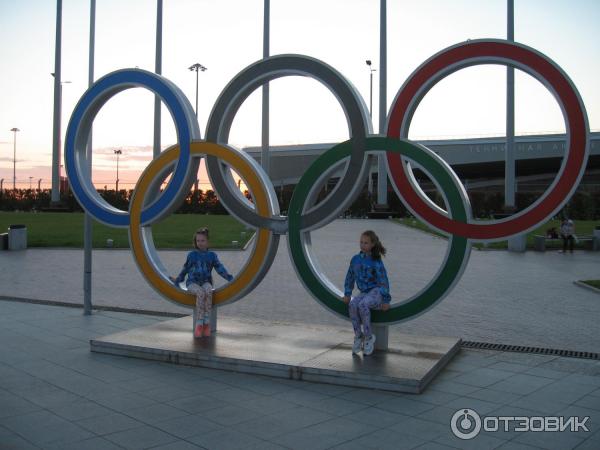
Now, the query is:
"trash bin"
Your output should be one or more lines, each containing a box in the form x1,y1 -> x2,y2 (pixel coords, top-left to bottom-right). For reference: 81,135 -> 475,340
508,234 -> 527,252
533,235 -> 546,252
8,224 -> 27,250
0,233 -> 8,250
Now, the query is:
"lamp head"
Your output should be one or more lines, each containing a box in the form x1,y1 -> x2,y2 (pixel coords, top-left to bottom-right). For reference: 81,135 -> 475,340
189,63 -> 207,72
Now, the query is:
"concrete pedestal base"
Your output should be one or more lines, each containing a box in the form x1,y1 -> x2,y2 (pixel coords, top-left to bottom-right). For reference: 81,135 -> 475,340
91,316 -> 461,394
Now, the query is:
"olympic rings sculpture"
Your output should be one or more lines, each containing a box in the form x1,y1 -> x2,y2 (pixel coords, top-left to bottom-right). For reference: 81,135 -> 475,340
65,39 -> 589,324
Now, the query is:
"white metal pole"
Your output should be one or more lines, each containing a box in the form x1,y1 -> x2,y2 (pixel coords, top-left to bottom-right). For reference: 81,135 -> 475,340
153,0 -> 162,159
188,64 -> 205,120
369,70 -> 373,118
11,128 -> 19,190
195,69 -> 199,118
58,83 -> 62,191
505,0 -> 525,251
51,0 -> 62,203
373,0 -> 389,350
115,151 -> 120,191
261,0 -> 270,177
506,0 -> 515,209
83,0 -> 96,315
377,0 -> 388,206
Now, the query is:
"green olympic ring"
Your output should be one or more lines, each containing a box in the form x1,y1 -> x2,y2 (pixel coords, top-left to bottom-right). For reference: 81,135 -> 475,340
288,136 -> 471,324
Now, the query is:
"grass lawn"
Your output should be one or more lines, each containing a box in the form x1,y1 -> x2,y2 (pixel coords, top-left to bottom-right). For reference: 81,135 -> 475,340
0,212 -> 253,249
582,280 -> 600,289
393,217 -> 599,250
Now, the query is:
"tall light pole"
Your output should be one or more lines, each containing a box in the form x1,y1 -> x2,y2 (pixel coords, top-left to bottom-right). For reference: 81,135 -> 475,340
377,0 -> 389,207
365,60 -> 376,118
10,127 -> 19,190
1,179 -> 4,192
154,0 -> 163,159
365,60 -> 376,198
29,176 -> 33,190
38,178 -> 42,191
51,74 -> 71,192
188,63 -> 207,118
59,80 -> 71,186
83,0 -> 97,316
114,149 -> 122,191
51,0 -> 63,204
262,0 -> 270,178
506,0 -> 515,211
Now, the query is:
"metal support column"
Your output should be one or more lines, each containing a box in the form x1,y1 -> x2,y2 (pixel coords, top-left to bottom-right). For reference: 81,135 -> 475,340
377,0 -> 388,206
505,0 -> 525,251
51,0 -> 62,204
261,0 -> 270,177
376,0 -> 390,349
83,0 -> 96,315
153,0 -> 162,159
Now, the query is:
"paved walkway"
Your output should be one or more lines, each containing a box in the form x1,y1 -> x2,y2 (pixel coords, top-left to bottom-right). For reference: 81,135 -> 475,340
1,219 -> 599,352
1,300 -> 599,449
1,218 -> 600,448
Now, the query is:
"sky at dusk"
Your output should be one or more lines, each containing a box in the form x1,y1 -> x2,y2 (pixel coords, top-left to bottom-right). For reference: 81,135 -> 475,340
0,0 -> 599,190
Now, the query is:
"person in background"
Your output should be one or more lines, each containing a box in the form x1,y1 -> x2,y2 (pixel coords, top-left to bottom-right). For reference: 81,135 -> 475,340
560,219 -> 575,253
546,227 -> 559,239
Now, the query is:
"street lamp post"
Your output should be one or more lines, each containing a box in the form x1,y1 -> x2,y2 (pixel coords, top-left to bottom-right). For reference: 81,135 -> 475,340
114,149 -> 122,191
365,61 -> 376,197
365,60 -> 376,118
1,179 -> 4,192
10,127 -> 19,190
51,0 -> 62,204
188,63 -> 207,118
38,179 -> 42,191
51,74 -> 71,191
59,80 -> 70,185
29,176 -> 33,190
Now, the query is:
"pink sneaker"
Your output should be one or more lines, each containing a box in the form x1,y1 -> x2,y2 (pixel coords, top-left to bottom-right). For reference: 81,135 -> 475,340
202,323 -> 211,337
194,323 -> 203,338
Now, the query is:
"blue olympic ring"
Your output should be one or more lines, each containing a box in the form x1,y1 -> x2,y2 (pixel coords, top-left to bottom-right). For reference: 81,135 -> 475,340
65,69 -> 200,227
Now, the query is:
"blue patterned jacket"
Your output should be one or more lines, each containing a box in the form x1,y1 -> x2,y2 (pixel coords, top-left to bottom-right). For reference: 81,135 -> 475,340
174,250 -> 233,287
344,252 -> 391,304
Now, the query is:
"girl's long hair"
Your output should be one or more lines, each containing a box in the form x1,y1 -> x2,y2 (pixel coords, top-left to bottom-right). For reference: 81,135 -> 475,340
193,227 -> 209,249
362,230 -> 386,259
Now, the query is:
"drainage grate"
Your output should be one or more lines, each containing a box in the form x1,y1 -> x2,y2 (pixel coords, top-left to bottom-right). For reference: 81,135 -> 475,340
461,341 -> 599,360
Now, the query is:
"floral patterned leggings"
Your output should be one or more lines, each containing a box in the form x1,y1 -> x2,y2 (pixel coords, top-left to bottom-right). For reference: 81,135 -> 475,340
188,282 -> 213,326
349,288 -> 382,338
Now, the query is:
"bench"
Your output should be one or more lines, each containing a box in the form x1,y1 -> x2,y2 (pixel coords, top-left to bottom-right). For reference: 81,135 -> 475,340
533,235 -> 599,251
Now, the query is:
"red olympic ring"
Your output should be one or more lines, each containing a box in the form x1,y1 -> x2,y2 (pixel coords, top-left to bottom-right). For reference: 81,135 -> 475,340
386,40 -> 589,240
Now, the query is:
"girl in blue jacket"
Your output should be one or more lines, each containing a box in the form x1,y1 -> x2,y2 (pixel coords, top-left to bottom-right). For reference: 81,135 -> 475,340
170,228 -> 233,338
343,230 -> 390,355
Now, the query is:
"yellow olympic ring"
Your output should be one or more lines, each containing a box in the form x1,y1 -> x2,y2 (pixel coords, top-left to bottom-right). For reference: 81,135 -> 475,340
129,141 -> 275,307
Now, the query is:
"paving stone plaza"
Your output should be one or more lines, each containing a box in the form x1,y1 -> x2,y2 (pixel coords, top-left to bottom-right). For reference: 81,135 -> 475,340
1,220 -> 599,449
2,0 -> 600,446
